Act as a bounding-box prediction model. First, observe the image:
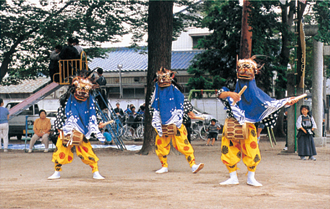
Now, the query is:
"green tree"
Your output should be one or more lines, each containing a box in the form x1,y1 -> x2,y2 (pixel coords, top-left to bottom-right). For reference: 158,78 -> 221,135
0,0 -> 147,84
187,0 -> 242,92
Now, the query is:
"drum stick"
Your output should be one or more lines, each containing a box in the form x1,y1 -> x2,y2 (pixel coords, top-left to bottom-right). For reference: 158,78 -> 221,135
232,85 -> 247,106
294,93 -> 307,101
102,120 -> 114,126
286,93 -> 307,105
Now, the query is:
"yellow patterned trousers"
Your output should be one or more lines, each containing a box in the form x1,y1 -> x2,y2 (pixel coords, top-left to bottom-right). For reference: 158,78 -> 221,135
52,136 -> 99,173
221,123 -> 261,172
155,124 -> 196,168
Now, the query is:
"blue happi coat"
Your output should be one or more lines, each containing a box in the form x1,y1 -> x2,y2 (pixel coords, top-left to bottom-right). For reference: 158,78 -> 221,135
151,83 -> 184,137
221,79 -> 289,126
63,94 -> 105,141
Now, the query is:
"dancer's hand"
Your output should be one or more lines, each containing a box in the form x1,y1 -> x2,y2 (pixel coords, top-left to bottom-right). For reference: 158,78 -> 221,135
218,91 -> 241,103
99,122 -> 105,129
286,97 -> 299,106
228,92 -> 241,103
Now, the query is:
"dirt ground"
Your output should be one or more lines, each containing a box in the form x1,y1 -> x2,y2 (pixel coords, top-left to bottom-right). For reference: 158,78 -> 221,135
0,139 -> 329,209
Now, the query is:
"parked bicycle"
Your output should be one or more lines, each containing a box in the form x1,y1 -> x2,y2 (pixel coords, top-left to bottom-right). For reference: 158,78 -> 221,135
121,113 -> 144,140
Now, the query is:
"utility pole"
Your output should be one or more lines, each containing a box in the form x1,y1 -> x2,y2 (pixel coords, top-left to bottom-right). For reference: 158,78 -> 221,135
117,64 -> 123,98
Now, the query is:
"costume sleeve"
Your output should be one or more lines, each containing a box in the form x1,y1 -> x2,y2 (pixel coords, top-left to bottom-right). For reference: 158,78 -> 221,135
183,99 -> 193,114
54,107 -> 66,130
217,88 -> 227,100
296,115 -> 302,129
217,87 -> 235,119
311,116 -> 317,129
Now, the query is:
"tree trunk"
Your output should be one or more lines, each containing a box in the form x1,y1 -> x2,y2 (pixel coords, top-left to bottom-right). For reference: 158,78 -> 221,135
137,1 -> 173,155
239,0 -> 252,59
274,2 -> 295,137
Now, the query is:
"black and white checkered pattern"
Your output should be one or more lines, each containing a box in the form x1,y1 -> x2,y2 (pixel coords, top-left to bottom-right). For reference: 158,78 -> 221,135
183,99 -> 193,124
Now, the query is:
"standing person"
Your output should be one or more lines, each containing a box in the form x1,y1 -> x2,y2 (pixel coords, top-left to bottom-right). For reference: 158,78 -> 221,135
114,102 -> 124,122
49,45 -> 62,82
151,67 -> 204,174
59,37 -> 80,60
0,98 -> 9,152
59,37 -> 79,81
72,38 -> 84,56
182,98 -> 204,143
28,110 -> 51,153
296,105 -> 317,161
48,73 -> 106,180
205,119 -> 221,146
95,68 -> 107,111
218,56 -> 299,186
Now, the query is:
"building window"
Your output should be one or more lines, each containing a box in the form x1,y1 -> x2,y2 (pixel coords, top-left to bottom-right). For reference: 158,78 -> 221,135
108,87 -> 120,98
192,36 -> 205,49
123,88 -> 145,98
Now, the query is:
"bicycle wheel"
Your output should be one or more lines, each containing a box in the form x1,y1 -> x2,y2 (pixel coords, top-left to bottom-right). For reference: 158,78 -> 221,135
190,129 -> 199,141
112,122 -> 124,138
136,125 -> 144,139
122,125 -> 135,141
199,127 -> 208,141
191,123 -> 200,141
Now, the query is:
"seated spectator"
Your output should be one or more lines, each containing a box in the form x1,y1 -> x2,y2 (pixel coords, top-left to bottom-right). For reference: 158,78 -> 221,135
29,110 -> 51,153
137,103 -> 145,115
125,104 -> 134,115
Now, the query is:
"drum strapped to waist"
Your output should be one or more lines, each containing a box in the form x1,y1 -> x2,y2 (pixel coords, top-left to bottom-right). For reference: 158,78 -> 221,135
223,118 -> 248,142
162,124 -> 178,137
61,130 -> 84,146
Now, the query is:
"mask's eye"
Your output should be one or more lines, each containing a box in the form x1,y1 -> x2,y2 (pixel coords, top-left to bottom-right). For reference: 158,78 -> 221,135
243,64 -> 250,68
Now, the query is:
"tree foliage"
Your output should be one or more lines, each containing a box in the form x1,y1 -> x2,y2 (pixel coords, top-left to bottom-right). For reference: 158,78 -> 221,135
188,0 -> 285,95
0,0 -> 203,85
312,0 -> 330,44
187,0 -> 242,92
188,0 -> 329,96
0,0 -> 148,84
